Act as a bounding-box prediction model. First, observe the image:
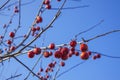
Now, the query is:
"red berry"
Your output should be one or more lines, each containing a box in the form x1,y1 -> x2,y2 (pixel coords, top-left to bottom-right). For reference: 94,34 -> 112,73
10,46 -> 16,52
44,0 -> 50,5
7,40 -> 12,45
54,51 -> 61,58
87,51 -> 92,55
36,16 -> 43,23
70,40 -> 77,47
61,55 -> 68,60
93,55 -> 97,60
61,47 -> 69,56
9,32 -> 15,38
14,9 -> 19,13
46,4 -> 51,9
80,43 -> 88,52
48,43 -> 55,49
48,63 -> 54,68
36,26 -> 40,31
60,61 -> 65,67
37,72 -> 40,75
70,47 -> 75,52
96,54 -> 101,58
0,35 -> 3,39
40,68 -> 43,72
28,51 -> 35,58
75,51 -> 79,56
46,75 -> 49,78
33,47 -> 41,55
31,27 -> 36,32
80,52 -> 89,60
43,51 -> 49,58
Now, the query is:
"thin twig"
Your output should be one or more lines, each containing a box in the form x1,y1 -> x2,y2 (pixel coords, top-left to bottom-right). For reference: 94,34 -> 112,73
92,51 -> 120,59
53,64 -> 61,80
52,5 -> 89,10
0,0 -> 10,10
75,19 -> 104,39
57,61 -> 86,79
86,29 -> 120,42
13,56 -> 41,80
5,74 -> 22,80
24,54 -> 43,80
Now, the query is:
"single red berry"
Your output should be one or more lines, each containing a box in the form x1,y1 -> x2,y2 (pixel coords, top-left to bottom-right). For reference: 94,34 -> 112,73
43,51 -> 49,58
46,4 -> 51,9
61,47 -> 69,56
46,75 -> 49,78
14,9 -> 19,13
28,51 -> 35,58
36,26 -> 40,31
36,16 -> 43,23
10,46 -> 16,52
70,47 -> 75,52
33,47 -> 41,55
44,0 -> 50,5
37,72 -> 40,75
40,68 -> 43,72
75,51 -> 79,56
93,55 -> 97,60
7,40 -> 12,45
96,54 -> 101,58
87,51 -> 92,56
61,55 -> 68,60
0,35 -> 3,39
31,27 -> 36,32
9,32 -> 15,38
80,52 -> 89,60
80,43 -> 88,52
48,43 -> 55,49
54,51 -> 61,58
60,61 -> 65,67
70,40 -> 77,47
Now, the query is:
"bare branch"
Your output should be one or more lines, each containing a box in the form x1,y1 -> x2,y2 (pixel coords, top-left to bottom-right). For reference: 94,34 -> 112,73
13,56 -> 41,80
57,61 -> 86,79
86,29 -> 120,42
5,74 -> 22,80
0,0 -> 10,10
75,19 -> 104,39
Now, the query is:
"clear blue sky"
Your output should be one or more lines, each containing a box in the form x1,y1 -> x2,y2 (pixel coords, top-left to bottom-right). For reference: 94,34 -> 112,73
0,0 -> 120,80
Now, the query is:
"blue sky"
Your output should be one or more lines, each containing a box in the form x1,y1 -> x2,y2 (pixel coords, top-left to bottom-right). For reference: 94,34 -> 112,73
0,0 -> 120,80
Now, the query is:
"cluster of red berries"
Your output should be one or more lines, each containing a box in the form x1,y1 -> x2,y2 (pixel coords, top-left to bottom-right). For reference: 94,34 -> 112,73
36,16 -> 43,24
31,26 -> 41,36
5,32 -> 16,52
28,47 -> 41,58
36,60 -> 65,79
43,0 -> 61,10
43,0 -> 52,10
80,43 -> 101,60
27,40 -> 101,79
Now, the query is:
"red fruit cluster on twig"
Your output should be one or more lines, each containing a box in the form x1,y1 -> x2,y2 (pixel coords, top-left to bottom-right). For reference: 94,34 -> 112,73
27,47 -> 41,58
